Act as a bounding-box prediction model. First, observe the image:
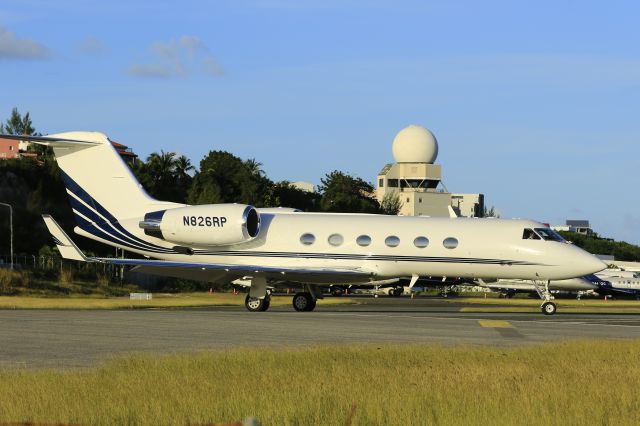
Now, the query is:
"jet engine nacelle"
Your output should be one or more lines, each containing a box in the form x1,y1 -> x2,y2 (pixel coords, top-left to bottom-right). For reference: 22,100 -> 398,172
139,204 -> 260,246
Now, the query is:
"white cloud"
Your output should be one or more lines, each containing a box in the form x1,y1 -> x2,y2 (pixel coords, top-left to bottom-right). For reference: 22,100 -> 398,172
78,35 -> 109,55
128,36 -> 223,78
0,26 -> 49,60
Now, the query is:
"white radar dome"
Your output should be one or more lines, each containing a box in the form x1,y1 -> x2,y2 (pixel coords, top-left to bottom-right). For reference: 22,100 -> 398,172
392,125 -> 438,163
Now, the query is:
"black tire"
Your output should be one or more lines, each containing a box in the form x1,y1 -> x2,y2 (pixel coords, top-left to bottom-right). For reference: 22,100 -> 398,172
393,287 -> 403,297
245,294 -> 270,312
541,302 -> 556,315
261,295 -> 271,312
293,292 -> 316,312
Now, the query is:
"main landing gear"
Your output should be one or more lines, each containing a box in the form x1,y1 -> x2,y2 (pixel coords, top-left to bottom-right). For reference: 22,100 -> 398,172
292,292 -> 316,311
245,293 -> 271,312
242,278 -> 320,312
533,280 -> 557,315
245,276 -> 271,312
292,285 -> 321,311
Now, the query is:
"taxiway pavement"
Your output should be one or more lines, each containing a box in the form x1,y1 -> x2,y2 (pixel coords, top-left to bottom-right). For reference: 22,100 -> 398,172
2,298 -> 640,368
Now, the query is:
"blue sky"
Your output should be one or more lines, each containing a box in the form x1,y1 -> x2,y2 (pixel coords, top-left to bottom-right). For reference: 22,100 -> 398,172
1,0 -> 639,244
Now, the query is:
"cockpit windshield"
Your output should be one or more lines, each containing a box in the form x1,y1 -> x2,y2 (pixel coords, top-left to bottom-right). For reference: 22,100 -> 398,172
534,228 -> 566,242
522,228 -> 566,242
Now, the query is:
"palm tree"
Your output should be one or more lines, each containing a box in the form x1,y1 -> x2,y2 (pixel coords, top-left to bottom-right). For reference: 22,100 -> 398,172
174,155 -> 194,181
244,158 -> 265,177
146,150 -> 177,184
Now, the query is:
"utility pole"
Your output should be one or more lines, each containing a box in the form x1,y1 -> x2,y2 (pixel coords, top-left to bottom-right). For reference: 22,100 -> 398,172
0,203 -> 13,270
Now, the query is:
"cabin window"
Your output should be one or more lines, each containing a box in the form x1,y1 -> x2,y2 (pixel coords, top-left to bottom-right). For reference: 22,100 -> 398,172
413,236 -> 429,248
443,237 -> 458,249
300,233 -> 315,245
379,179 -> 384,187
385,236 -> 400,247
356,235 -> 372,247
387,179 -> 399,187
328,233 -> 344,246
523,229 -> 541,240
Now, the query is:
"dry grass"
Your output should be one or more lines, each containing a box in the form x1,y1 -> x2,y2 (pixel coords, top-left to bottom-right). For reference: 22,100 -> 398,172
1,340 -> 639,425
0,268 -> 30,292
0,293 -> 355,310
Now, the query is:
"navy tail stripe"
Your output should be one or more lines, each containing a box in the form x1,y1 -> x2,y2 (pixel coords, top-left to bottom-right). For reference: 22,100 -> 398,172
60,169 -> 174,253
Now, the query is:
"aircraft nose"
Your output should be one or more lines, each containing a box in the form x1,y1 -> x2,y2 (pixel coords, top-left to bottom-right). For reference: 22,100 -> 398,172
577,252 -> 607,276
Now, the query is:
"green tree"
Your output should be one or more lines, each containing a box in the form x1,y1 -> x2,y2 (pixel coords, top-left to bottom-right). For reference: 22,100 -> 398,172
188,151 -> 270,206
263,181 -> 320,211
130,150 -> 194,203
482,205 -> 500,218
1,107 -> 36,135
318,171 -> 380,213
379,192 -> 402,215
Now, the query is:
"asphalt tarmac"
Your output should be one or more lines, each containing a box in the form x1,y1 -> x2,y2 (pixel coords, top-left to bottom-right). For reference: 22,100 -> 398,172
2,297 -> 640,368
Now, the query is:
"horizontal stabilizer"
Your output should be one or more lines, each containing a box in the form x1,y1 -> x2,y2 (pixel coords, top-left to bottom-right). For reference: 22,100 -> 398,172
42,215 -> 89,261
0,134 -> 100,147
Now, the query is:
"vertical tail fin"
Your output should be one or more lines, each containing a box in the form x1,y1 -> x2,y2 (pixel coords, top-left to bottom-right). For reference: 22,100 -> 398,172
48,131 -> 162,219
2,131 -> 181,221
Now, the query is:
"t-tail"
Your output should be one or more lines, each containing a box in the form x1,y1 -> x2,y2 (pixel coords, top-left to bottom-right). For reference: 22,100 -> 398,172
1,132 -> 181,250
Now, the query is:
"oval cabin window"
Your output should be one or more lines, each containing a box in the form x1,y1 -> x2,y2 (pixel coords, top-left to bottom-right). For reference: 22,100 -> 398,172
443,237 -> 458,249
328,234 -> 344,246
413,236 -> 429,248
356,235 -> 372,247
385,236 -> 400,247
300,233 -> 315,245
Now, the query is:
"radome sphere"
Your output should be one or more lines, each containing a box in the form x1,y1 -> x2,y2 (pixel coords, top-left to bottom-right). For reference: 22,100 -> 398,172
391,125 -> 438,163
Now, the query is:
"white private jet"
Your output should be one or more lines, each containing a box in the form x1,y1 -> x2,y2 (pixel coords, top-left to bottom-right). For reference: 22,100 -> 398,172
3,132 -> 606,315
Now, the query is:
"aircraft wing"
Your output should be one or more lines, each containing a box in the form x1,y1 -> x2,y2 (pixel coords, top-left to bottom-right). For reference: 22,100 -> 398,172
43,214 -> 374,284
102,257 -> 371,282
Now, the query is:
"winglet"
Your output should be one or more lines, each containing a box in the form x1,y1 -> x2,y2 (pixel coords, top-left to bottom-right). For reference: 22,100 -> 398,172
42,215 -> 91,261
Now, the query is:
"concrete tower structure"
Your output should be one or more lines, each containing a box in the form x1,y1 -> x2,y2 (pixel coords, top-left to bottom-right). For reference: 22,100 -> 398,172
376,125 -> 484,217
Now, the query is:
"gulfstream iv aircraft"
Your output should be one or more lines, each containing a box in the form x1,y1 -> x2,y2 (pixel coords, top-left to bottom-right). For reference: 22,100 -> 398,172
3,132 -> 606,315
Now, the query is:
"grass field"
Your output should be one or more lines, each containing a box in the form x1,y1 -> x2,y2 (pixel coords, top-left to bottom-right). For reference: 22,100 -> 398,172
0,293 -> 355,310
1,340 -> 640,425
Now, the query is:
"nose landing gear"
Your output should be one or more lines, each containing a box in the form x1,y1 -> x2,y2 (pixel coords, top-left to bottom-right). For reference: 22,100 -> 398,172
533,280 -> 557,315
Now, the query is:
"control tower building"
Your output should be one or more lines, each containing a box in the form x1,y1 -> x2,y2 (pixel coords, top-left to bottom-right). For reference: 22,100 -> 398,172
376,125 -> 484,217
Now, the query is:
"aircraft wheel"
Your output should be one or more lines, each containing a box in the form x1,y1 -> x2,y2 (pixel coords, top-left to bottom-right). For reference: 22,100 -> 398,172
541,302 -> 556,315
245,294 -> 270,312
293,292 -> 316,312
